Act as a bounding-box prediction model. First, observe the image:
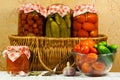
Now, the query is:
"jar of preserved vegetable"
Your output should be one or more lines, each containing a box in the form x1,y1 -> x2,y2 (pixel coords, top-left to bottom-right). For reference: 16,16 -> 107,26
72,4 -> 98,37
18,3 -> 47,36
45,4 -> 72,38
2,46 -> 30,76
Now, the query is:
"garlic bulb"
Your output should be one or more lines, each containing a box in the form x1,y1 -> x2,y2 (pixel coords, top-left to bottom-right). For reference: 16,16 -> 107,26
63,62 -> 76,76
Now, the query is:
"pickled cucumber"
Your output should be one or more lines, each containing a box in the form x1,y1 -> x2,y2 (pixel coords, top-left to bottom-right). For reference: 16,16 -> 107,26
55,13 -> 62,25
45,18 -> 52,37
51,21 -> 60,37
64,12 -> 71,28
59,18 -> 68,37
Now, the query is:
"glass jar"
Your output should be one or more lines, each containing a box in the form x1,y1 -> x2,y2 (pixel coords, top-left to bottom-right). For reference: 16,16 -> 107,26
72,4 -> 98,37
2,46 -> 30,76
7,54 -> 29,75
45,4 -> 72,38
18,4 -> 47,36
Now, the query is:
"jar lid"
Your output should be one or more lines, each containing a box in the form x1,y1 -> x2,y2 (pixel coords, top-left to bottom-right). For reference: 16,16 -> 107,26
2,46 -> 30,62
19,3 -> 47,17
73,4 -> 97,17
47,4 -> 71,17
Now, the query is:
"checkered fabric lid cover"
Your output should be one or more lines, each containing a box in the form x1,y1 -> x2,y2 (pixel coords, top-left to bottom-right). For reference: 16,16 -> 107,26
73,4 -> 97,17
47,4 -> 71,17
19,3 -> 47,17
2,46 -> 30,62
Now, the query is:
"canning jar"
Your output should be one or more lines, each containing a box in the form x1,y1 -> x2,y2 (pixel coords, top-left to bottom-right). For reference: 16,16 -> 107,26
2,46 -> 30,76
45,4 -> 72,38
18,3 -> 47,36
72,4 -> 98,37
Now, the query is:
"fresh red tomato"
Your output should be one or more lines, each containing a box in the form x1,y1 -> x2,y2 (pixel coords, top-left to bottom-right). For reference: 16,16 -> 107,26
80,40 -> 89,46
85,53 -> 98,63
80,45 -> 89,54
73,44 -> 81,53
80,39 -> 96,47
89,46 -> 98,53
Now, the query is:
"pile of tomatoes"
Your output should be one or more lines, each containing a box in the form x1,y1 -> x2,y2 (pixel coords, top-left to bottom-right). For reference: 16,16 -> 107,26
73,39 -> 106,76
72,12 -> 98,37
73,39 -> 97,54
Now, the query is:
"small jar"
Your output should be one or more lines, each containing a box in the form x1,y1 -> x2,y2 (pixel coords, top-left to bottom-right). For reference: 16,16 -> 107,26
2,46 -> 30,76
18,3 -> 47,36
72,4 -> 98,37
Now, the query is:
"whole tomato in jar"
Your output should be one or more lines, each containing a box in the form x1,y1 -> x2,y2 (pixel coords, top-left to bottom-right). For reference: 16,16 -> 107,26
87,13 -> 98,23
90,30 -> 98,37
73,21 -> 82,31
77,29 -> 89,37
74,14 -> 86,23
82,22 -> 96,31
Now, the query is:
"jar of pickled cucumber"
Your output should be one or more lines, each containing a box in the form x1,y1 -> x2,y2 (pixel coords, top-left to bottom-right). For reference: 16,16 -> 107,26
2,46 -> 30,76
18,3 -> 47,36
72,4 -> 98,37
45,4 -> 72,38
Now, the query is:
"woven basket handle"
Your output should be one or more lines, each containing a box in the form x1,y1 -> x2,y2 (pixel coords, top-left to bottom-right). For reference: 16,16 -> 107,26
36,38 -> 75,71
37,50 -> 52,71
38,49 -> 75,71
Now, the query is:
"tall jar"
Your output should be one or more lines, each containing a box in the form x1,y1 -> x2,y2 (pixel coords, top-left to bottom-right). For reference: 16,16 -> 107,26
18,3 -> 47,36
45,4 -> 72,38
72,4 -> 98,37
2,46 -> 30,76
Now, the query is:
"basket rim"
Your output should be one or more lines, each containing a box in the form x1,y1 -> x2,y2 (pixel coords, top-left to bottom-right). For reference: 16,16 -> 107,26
8,34 -> 107,40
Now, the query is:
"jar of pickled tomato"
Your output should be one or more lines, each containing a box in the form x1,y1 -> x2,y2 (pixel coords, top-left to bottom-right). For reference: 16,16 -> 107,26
2,46 -> 30,76
72,4 -> 98,37
18,3 -> 47,36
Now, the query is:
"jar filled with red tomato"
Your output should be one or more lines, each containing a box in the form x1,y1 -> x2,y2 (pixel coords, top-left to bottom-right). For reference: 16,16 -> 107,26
2,46 -> 30,76
18,3 -> 47,36
72,4 -> 98,37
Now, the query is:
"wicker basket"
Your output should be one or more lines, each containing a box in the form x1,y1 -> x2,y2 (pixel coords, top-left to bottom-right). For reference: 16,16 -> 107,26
8,34 -> 107,71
